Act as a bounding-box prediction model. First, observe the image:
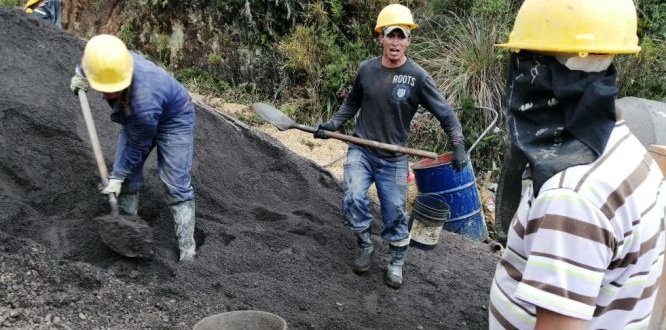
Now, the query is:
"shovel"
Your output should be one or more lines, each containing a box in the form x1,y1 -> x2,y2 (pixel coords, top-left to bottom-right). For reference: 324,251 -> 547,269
77,90 -> 154,258
251,102 -> 437,159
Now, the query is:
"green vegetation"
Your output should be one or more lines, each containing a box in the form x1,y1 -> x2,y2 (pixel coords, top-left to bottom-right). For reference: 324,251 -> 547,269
618,0 -> 666,101
0,0 -> 19,8
117,23 -> 134,49
617,37 -> 666,100
174,68 -> 258,106
409,3 -> 512,172
155,34 -> 171,65
277,1 -> 374,124
113,0 -> 665,178
208,54 -> 223,66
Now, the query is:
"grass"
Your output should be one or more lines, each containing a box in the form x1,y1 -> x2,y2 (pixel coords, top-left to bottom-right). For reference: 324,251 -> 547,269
0,0 -> 19,7
409,12 -> 509,176
411,13 -> 507,113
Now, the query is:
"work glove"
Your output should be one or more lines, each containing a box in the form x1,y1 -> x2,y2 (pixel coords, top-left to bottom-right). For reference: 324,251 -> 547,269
70,72 -> 89,95
452,143 -> 468,171
101,178 -> 123,195
313,121 -> 336,139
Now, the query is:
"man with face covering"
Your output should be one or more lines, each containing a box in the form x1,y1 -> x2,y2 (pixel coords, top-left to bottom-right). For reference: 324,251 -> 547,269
314,4 -> 467,289
489,0 -> 666,329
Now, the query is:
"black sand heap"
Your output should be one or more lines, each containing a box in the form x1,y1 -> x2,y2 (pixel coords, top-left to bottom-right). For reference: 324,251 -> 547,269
0,8 -> 498,329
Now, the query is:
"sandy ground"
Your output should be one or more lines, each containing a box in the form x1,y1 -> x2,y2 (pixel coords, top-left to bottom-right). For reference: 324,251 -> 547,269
0,9 -> 500,330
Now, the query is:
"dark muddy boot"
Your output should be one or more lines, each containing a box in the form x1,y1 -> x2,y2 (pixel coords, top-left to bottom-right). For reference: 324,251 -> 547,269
117,193 -> 139,216
352,229 -> 373,274
384,245 -> 408,289
171,200 -> 196,262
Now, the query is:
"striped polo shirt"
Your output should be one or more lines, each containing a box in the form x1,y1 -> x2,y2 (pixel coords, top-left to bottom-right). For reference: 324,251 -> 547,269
490,122 -> 666,329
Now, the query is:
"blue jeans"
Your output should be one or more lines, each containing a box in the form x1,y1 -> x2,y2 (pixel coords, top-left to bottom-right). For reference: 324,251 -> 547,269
30,0 -> 62,28
116,107 -> 195,203
342,145 -> 410,246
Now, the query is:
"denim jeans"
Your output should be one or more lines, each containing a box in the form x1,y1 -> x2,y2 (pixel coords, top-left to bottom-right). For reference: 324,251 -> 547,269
31,0 -> 62,28
342,144 -> 410,246
116,105 -> 195,203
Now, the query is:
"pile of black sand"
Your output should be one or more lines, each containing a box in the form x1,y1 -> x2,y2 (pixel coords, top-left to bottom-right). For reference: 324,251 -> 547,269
0,8 -> 499,329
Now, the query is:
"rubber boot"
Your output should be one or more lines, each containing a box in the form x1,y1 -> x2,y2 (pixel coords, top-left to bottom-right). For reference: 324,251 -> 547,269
171,200 -> 196,262
352,229 -> 373,274
384,245 -> 408,289
117,193 -> 139,216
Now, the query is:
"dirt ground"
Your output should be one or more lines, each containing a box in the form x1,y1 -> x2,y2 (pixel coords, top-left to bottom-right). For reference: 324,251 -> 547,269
0,9 -> 500,330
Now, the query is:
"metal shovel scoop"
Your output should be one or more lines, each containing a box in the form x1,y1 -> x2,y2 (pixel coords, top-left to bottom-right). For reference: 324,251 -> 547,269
252,102 -> 437,159
78,90 -> 154,258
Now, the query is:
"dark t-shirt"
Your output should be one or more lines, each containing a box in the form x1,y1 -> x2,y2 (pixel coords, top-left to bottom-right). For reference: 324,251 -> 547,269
331,57 -> 464,159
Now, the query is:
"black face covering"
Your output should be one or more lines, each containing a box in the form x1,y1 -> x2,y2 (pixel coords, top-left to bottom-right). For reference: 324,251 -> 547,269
107,87 -> 134,124
505,52 -> 618,195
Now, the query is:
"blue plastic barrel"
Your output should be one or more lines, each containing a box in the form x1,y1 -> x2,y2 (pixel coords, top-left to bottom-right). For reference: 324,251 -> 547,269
411,152 -> 488,241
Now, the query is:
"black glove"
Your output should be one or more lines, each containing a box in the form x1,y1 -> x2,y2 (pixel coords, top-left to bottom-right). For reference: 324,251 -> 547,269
314,121 -> 336,139
452,143 -> 468,171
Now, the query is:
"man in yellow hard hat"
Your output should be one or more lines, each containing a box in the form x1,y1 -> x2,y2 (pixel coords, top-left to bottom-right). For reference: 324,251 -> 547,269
23,0 -> 61,28
489,0 -> 666,328
314,4 -> 467,289
70,34 -> 197,262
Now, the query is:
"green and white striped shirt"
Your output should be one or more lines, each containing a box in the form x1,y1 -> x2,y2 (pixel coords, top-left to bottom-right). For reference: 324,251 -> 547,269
490,123 -> 666,329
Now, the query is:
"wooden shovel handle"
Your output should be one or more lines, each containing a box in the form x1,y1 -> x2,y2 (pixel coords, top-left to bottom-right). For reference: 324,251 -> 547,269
78,90 -> 119,215
78,90 -> 110,182
323,130 -> 437,159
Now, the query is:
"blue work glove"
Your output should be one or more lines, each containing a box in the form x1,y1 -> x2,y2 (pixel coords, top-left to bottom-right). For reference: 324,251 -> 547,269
452,143 -> 468,171
314,121 -> 336,139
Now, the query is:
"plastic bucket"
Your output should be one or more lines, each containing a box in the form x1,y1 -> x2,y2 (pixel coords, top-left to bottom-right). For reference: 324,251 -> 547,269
193,310 -> 287,330
411,152 -> 488,241
409,195 -> 450,250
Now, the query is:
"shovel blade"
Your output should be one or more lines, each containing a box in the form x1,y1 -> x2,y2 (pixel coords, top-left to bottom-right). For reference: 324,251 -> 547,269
96,214 -> 154,259
251,102 -> 296,131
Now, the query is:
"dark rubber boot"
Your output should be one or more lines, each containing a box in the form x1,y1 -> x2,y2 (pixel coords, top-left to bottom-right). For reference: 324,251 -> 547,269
352,230 -> 373,274
384,245 -> 408,289
171,200 -> 196,262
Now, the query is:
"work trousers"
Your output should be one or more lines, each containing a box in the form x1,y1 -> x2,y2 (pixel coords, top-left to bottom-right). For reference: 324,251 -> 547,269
116,104 -> 195,203
342,144 -> 410,246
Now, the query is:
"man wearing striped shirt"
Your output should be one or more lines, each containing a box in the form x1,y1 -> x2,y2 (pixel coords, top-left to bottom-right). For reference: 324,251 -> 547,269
490,0 -> 666,329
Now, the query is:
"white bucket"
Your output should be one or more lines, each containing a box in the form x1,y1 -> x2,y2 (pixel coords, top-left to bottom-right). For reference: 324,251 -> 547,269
193,310 -> 287,330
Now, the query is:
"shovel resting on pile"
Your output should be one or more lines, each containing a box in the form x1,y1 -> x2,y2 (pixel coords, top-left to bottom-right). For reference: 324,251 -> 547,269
77,90 -> 154,258
251,102 -> 437,159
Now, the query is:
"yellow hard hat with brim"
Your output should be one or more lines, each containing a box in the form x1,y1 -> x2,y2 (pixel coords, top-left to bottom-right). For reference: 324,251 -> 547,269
23,0 -> 42,10
374,4 -> 419,33
82,34 -> 134,93
496,0 -> 640,56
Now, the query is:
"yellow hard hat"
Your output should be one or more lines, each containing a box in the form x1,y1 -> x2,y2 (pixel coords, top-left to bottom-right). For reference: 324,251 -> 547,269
496,0 -> 640,56
23,0 -> 42,10
374,4 -> 419,33
82,34 -> 134,93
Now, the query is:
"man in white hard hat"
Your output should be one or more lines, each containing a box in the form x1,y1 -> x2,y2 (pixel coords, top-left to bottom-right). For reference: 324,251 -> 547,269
70,34 -> 197,262
315,4 -> 467,289
489,0 -> 666,328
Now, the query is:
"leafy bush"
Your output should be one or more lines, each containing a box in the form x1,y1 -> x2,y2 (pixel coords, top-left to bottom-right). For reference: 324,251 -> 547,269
276,1 -> 374,123
616,0 -> 666,101
637,0 -> 666,39
409,12 -> 510,174
0,0 -> 19,7
616,36 -> 666,100
411,14 -> 507,111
